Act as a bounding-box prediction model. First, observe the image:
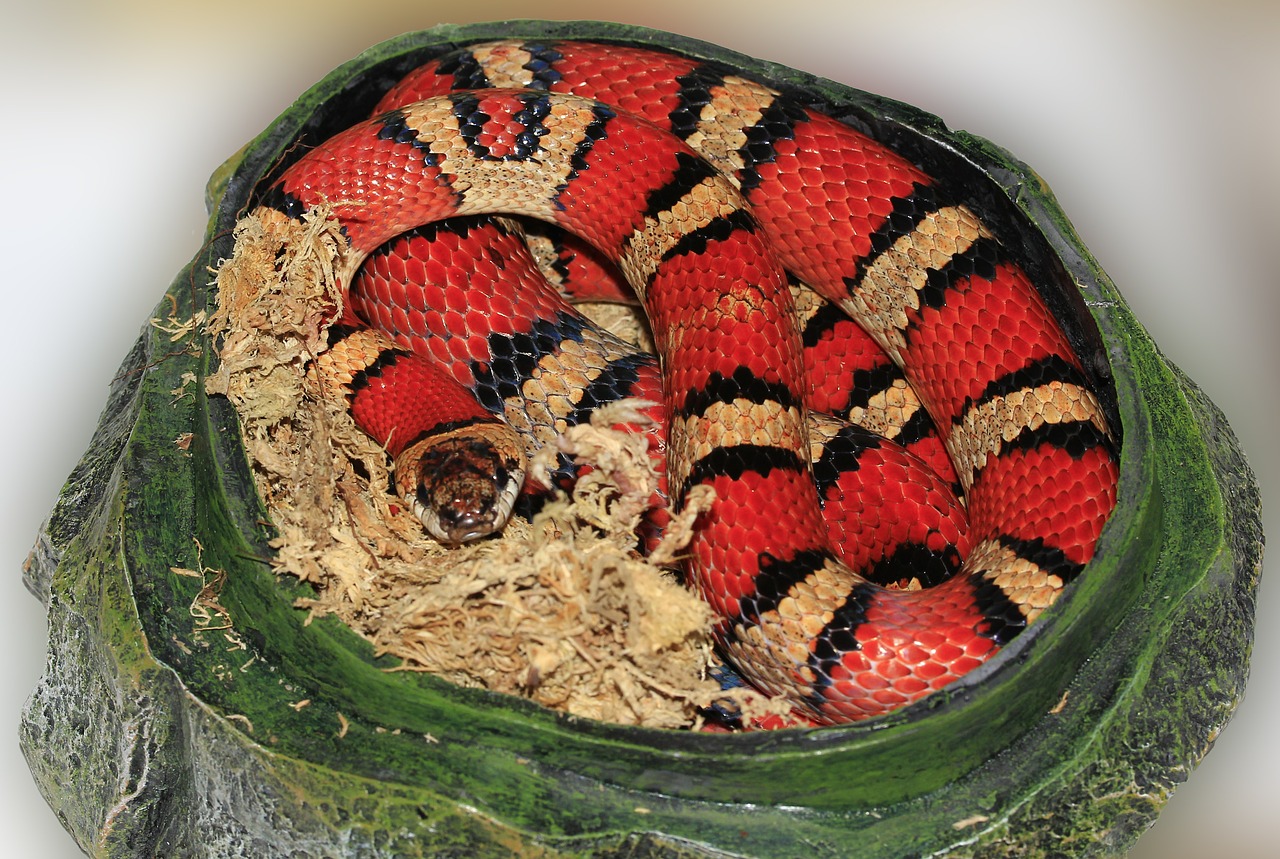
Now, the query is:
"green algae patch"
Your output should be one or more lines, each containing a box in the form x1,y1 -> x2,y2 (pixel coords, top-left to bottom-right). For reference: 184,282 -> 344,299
21,20 -> 1261,858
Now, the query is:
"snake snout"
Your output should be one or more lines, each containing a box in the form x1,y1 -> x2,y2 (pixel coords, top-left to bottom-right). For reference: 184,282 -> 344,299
400,428 -> 527,545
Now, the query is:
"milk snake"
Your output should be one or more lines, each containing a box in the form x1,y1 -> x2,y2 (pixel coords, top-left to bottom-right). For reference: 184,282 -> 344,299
255,39 -> 1119,726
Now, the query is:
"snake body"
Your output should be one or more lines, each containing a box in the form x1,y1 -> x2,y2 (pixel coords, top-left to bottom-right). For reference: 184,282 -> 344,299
260,40 -> 1119,725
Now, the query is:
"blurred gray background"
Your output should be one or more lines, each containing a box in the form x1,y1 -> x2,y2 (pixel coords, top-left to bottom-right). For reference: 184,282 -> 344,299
3,1 -> 1274,856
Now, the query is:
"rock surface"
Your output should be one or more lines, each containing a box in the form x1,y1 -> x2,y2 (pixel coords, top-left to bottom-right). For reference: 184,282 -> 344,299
20,20 -> 1264,859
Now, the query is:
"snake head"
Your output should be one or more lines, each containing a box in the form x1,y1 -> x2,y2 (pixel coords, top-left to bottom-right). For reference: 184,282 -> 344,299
395,423 -> 527,544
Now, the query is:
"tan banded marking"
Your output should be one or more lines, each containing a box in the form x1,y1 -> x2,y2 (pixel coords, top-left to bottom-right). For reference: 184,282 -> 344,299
723,554 -> 863,684
947,381 -> 1109,493
964,538 -> 1064,623
680,76 -> 783,182
788,278 -> 930,440
788,278 -> 831,327
395,98 -> 586,223
514,221 -> 575,292
313,328 -> 403,390
468,41 -> 541,88
847,381 -> 927,442
515,328 -> 646,446
841,204 -> 992,364
618,172 -> 746,293
668,399 -> 806,497
803,411 -> 851,460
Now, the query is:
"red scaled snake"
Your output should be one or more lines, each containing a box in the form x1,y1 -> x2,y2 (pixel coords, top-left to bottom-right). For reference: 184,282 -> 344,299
255,39 -> 1119,725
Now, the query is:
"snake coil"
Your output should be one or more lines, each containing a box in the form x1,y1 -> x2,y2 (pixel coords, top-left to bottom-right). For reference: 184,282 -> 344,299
259,39 -> 1119,725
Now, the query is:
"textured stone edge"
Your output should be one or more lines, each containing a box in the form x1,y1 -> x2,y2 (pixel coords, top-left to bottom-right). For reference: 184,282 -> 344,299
18,21 -> 1264,859
19,217 -> 1261,859
950,365 -> 1263,858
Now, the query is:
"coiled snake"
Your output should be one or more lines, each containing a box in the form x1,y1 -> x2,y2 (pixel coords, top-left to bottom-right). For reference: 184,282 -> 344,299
257,39 -> 1119,725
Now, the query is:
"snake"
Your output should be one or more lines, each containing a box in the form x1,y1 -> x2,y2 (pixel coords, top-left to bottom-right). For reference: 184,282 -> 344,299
255,39 -> 1120,725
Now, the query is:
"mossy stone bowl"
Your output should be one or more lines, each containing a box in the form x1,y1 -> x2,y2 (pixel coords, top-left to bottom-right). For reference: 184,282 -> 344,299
20,19 -> 1262,858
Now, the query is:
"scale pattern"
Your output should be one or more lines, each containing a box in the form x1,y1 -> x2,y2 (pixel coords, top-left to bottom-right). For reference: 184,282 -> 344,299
261,40 -> 1119,725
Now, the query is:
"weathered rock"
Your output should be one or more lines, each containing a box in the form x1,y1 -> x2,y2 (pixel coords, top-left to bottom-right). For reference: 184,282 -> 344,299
20,20 -> 1263,858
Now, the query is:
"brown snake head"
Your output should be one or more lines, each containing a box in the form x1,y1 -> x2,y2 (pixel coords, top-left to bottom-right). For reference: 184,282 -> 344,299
395,425 -> 527,544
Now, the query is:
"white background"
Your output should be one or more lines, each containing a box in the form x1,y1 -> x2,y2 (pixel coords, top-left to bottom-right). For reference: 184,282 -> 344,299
2,1 -> 1275,856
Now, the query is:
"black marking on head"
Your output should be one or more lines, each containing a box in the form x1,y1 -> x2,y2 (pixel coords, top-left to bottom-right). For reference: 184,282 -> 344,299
805,583 -> 877,702
643,151 -> 723,222
413,430 -> 513,540
740,548 -> 833,623
567,352 -> 655,427
810,423 -> 882,498
678,444 -> 806,507
470,312 -> 588,413
864,539 -> 963,589
678,366 -> 797,422
435,48 -> 492,90
519,42 -> 566,89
